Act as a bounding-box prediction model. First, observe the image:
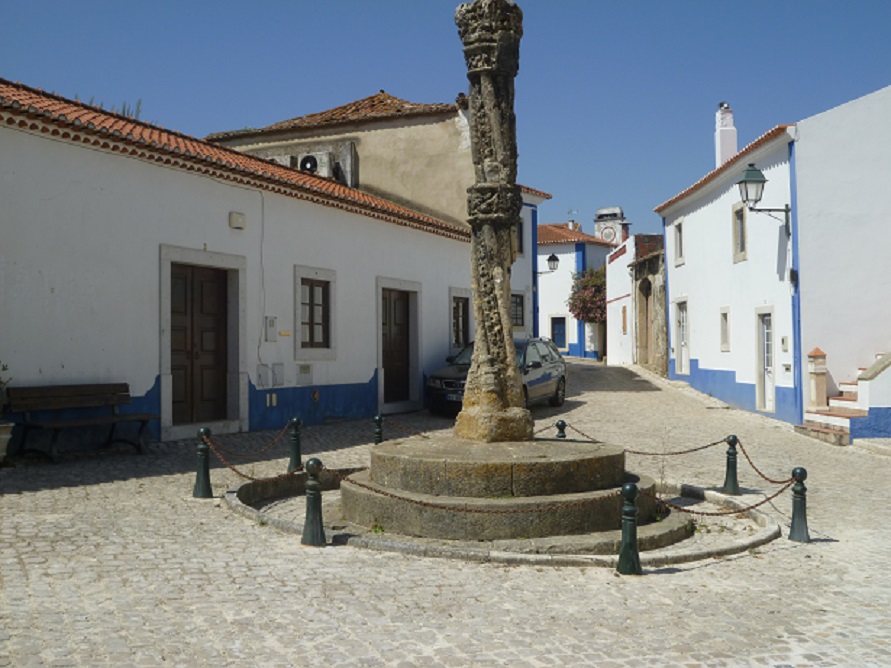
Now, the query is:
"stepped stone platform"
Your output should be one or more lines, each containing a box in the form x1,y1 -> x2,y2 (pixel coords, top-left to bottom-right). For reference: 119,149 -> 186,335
340,436 -> 657,541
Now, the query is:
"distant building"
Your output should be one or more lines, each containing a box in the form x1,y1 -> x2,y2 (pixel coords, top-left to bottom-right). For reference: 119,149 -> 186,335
536,221 -> 619,359
606,234 -> 666,374
656,88 -> 891,444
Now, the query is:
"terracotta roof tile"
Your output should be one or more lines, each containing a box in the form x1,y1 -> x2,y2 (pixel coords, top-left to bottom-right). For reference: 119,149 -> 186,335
654,124 -> 795,214
538,223 -> 615,246
206,90 -> 457,142
0,78 -> 470,242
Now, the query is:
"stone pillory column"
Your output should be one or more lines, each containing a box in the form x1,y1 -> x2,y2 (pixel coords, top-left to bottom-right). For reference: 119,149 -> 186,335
454,0 -> 533,443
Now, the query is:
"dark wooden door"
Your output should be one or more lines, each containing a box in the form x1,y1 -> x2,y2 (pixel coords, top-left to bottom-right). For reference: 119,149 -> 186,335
382,289 -> 410,403
171,264 -> 228,425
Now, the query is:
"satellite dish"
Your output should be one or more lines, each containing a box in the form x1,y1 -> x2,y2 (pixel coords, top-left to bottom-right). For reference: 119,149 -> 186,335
602,226 -> 617,242
299,154 -> 318,174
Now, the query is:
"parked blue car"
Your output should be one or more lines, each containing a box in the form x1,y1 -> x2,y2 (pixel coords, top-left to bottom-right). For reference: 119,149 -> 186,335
426,338 -> 567,414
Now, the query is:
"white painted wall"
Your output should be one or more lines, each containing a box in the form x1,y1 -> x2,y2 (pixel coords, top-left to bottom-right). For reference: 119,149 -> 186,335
795,84 -> 891,395
663,140 -> 797,396
0,123 -> 472,434
606,237 -> 635,365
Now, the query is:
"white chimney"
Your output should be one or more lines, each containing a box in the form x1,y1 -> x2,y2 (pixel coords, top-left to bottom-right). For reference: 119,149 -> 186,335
715,102 -> 738,168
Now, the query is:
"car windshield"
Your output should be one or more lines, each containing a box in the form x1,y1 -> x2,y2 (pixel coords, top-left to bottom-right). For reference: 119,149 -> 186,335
453,343 -> 526,367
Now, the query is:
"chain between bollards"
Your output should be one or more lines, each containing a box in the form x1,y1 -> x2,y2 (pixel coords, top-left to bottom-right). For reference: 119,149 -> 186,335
721,434 -> 741,495
788,467 -> 810,543
288,417 -> 303,473
301,457 -> 326,547
617,482 -> 642,575
193,428 -> 213,498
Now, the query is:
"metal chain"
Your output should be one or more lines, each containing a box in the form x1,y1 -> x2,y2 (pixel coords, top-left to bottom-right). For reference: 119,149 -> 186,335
564,424 -> 602,443
641,480 -> 794,517
625,437 -> 727,457
736,439 -> 794,485
206,420 -> 292,459
328,466 -> 622,515
200,431 -> 302,483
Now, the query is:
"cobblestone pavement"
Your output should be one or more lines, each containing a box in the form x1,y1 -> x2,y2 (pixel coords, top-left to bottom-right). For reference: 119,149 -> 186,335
2,361 -> 890,667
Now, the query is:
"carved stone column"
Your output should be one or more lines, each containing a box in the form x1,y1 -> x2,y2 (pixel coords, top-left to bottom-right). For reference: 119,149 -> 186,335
453,0 -> 533,442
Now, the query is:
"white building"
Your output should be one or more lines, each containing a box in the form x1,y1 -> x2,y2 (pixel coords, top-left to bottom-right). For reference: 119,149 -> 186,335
0,78 -> 496,442
536,222 -> 617,359
656,88 -> 891,443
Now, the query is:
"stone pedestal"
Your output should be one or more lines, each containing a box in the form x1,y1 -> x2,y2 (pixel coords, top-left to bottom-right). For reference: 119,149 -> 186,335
341,436 -> 656,541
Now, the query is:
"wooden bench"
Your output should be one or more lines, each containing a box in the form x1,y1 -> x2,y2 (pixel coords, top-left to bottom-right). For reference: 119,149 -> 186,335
7,383 -> 159,462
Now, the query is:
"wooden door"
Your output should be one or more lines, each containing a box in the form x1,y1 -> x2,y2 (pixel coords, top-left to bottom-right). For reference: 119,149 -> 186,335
382,289 -> 410,403
171,264 -> 228,425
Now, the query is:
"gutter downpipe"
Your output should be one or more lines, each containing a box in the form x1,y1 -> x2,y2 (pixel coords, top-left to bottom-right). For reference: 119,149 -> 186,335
789,141 -> 804,424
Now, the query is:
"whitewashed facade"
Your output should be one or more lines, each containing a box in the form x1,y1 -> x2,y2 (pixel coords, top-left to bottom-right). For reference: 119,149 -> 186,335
0,80 -> 481,441
657,86 -> 891,440
536,223 -> 615,359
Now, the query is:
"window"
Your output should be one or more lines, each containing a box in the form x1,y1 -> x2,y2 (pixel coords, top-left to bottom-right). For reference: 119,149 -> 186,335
720,307 -> 730,352
515,219 -> 524,255
452,296 -> 470,348
301,279 -> 329,348
294,265 -> 336,361
732,203 -> 747,263
674,219 -> 685,266
510,293 -> 525,327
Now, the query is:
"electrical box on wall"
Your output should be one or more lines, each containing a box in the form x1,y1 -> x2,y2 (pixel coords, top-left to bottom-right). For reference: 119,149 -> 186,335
229,211 -> 246,229
265,316 -> 277,342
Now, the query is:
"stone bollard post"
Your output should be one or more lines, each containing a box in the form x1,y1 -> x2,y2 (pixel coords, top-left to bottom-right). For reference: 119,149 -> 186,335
374,414 -> 383,445
788,467 -> 810,543
721,434 -> 741,496
288,417 -> 303,473
301,458 -> 326,547
193,428 -> 213,499
555,420 -> 567,439
617,482 -> 643,575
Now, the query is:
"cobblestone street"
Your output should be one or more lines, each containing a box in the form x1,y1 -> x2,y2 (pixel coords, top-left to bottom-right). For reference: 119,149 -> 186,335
2,361 -> 890,667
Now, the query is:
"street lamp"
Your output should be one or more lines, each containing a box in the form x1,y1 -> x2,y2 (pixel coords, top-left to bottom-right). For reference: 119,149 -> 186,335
538,253 -> 559,275
737,163 -> 791,236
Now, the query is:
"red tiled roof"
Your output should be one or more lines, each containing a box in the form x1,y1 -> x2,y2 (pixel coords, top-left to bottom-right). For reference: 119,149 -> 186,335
206,90 -> 457,142
538,223 -> 614,246
0,78 -> 469,241
520,184 -> 553,200
654,124 -> 795,214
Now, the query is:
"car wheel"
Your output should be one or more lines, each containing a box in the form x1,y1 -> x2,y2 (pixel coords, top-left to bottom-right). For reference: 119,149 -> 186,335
549,377 -> 566,407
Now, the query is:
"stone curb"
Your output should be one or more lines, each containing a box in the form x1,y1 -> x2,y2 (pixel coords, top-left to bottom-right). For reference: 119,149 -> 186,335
224,474 -> 781,569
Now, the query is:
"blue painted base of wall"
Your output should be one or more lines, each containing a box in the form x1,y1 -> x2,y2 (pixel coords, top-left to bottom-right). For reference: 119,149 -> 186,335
851,407 -> 891,440
668,358 -> 799,425
248,371 -> 379,431
567,343 -> 599,360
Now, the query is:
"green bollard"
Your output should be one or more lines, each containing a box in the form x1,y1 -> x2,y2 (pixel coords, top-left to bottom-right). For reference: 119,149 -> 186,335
193,428 -> 213,499
721,434 -> 741,495
301,458 -> 326,547
617,482 -> 643,575
288,417 -> 303,472
788,467 -> 810,543
555,420 -> 567,439
374,414 -> 383,445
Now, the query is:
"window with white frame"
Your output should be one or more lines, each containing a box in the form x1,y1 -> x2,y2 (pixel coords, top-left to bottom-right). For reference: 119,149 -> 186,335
294,265 -> 336,361
674,218 -> 685,266
452,295 -> 470,348
510,293 -> 525,328
732,203 -> 747,263
720,307 -> 730,352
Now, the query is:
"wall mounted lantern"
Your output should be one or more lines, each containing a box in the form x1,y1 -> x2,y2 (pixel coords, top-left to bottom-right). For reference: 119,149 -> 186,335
538,253 -> 560,274
737,163 -> 791,236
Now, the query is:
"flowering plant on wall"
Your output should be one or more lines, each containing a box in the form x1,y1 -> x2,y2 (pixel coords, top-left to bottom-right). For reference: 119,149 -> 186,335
567,267 -> 606,324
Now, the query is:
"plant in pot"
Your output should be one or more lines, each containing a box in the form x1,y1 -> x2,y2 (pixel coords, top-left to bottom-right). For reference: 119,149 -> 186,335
0,361 -> 13,464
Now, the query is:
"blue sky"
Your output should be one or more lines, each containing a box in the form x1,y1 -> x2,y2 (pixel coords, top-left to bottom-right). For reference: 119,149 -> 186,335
3,0 -> 890,234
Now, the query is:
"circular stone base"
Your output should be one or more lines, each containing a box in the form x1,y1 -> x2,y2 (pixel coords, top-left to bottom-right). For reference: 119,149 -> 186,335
369,435 -> 626,497
340,435 -> 653,541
